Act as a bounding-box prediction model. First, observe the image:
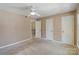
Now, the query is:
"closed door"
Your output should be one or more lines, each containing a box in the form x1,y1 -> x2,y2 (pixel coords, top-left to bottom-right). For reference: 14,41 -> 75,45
35,20 -> 41,38
61,15 -> 74,45
46,19 -> 53,40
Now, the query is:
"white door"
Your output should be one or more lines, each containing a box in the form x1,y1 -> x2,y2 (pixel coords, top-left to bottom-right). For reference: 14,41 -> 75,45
61,15 -> 74,45
46,19 -> 53,40
35,20 -> 41,38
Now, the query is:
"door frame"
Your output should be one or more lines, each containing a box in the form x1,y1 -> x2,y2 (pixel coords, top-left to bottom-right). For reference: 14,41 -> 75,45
46,18 -> 54,40
61,14 -> 75,46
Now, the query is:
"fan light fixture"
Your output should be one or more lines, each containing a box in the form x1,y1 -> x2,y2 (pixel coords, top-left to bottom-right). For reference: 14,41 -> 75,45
24,6 -> 40,21
30,11 -> 36,15
28,7 -> 40,21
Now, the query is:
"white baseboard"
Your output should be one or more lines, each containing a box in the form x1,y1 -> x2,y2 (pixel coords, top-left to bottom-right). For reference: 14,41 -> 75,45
41,38 -> 73,45
0,38 -> 32,49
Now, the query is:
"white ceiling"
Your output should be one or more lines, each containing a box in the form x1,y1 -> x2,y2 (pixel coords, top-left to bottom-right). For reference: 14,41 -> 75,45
0,3 -> 79,17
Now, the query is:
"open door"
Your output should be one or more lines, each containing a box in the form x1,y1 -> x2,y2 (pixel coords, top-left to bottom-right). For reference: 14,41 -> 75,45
32,21 -> 35,37
35,20 -> 41,38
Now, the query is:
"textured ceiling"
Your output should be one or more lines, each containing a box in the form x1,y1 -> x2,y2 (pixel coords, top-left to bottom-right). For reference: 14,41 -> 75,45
0,3 -> 79,17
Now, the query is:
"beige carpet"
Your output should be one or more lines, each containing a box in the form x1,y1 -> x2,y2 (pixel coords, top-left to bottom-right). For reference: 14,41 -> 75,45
15,39 -> 78,55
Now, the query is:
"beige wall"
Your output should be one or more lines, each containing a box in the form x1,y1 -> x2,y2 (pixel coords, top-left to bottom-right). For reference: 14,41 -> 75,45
53,16 -> 61,41
77,13 -> 79,48
0,10 -> 32,47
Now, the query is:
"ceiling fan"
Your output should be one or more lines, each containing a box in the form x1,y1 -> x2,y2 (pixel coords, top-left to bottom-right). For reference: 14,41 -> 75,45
24,6 -> 40,21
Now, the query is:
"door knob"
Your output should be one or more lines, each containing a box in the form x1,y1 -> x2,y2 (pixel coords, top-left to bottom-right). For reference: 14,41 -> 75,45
62,31 -> 64,33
